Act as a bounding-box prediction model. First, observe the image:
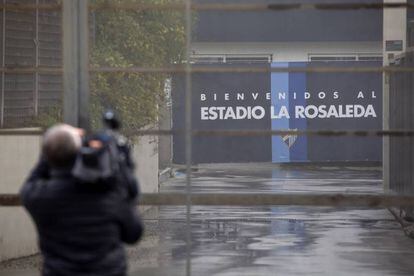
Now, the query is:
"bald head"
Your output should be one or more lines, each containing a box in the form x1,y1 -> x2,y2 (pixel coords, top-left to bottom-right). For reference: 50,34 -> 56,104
42,124 -> 82,168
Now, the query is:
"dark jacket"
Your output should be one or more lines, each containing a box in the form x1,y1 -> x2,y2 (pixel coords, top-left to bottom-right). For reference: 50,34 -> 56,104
20,159 -> 143,276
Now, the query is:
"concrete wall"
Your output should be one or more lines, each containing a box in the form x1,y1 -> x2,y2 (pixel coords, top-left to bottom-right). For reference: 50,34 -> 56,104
158,100 -> 172,169
132,134 -> 159,194
0,132 -> 158,262
0,134 -> 41,262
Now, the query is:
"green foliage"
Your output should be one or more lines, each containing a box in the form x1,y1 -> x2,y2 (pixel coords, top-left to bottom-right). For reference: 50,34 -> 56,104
90,0 -> 186,131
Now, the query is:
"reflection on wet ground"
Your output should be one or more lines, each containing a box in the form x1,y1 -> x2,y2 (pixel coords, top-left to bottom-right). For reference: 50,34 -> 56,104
130,165 -> 414,276
2,165 -> 414,276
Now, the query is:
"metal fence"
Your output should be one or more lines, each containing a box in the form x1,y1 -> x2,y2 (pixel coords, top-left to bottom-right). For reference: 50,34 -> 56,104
1,1 -> 414,276
389,49 -> 414,218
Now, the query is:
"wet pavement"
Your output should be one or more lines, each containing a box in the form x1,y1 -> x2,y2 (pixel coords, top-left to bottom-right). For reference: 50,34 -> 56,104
129,165 -> 414,276
2,165 -> 414,275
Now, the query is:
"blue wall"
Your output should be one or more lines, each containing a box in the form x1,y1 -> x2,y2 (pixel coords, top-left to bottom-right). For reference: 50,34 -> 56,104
271,63 -> 290,162
271,63 -> 308,163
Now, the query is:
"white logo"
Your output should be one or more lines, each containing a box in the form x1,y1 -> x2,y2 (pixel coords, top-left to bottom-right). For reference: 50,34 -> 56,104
282,129 -> 298,148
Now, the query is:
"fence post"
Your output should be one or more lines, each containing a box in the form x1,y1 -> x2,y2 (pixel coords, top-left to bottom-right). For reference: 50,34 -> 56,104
0,0 -> 5,128
62,0 -> 90,130
382,0 -> 407,191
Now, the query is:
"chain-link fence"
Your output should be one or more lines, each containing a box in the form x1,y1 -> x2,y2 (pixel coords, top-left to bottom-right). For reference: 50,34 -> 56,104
0,1 -> 414,275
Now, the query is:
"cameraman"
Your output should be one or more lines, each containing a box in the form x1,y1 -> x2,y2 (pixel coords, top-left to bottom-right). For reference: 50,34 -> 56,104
20,124 -> 143,276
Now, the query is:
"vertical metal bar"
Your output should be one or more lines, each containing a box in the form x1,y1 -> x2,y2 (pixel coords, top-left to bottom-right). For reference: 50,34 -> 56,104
0,0 -> 5,127
383,0 -> 407,192
62,0 -> 90,129
383,71 -> 390,191
410,54 -> 414,196
63,0 -> 78,127
78,0 -> 89,130
184,0 -> 192,275
34,0 -> 39,116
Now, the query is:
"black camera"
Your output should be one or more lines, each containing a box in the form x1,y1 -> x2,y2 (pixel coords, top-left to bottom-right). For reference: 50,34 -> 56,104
72,111 -> 132,186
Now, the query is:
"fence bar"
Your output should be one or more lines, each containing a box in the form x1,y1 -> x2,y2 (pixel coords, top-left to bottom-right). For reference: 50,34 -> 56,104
90,65 -> 414,74
2,193 -> 414,207
62,0 -> 90,129
0,4 -> 61,11
124,129 -> 414,137
140,193 -> 414,207
0,0 -> 5,128
1,129 -> 414,137
34,0 -> 39,116
184,0 -> 192,274
0,2 -> 413,12
88,2 -> 414,12
4,66 -> 414,74
191,129 -> 414,137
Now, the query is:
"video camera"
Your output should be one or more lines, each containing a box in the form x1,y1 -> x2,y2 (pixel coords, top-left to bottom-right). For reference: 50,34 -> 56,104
72,110 -> 133,186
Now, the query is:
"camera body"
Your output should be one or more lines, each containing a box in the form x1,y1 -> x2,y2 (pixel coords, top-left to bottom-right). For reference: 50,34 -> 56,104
72,111 -> 132,187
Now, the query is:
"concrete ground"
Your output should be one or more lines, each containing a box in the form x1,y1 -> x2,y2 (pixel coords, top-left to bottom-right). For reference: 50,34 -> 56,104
2,165 -> 414,275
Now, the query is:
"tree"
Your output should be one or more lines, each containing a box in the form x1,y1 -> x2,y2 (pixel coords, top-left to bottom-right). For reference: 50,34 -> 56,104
32,0 -> 185,131
90,0 -> 186,131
